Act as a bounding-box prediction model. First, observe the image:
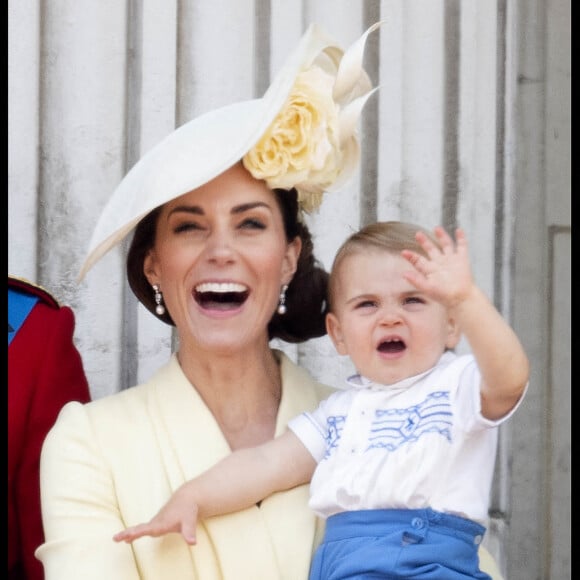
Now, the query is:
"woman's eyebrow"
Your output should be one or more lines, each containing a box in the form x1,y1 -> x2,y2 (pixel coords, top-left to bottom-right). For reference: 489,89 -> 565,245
168,201 -> 271,217
231,201 -> 271,214
168,205 -> 204,216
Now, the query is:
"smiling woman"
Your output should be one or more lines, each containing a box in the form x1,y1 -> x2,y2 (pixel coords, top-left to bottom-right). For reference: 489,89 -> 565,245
126,163 -> 329,343
139,163 -> 306,355
36,22 -> 380,580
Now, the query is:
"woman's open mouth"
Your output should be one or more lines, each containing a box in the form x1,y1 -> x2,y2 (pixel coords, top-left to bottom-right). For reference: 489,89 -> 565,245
194,282 -> 249,311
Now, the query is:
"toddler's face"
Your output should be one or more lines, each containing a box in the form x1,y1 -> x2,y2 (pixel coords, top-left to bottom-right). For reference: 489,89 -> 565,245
326,249 -> 457,385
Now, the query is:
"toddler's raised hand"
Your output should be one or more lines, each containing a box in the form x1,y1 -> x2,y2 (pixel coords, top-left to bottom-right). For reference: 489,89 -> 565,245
401,226 -> 474,309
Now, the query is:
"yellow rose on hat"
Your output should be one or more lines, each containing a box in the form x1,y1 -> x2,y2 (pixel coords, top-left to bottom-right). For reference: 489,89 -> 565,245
243,67 -> 340,213
243,21 -> 382,214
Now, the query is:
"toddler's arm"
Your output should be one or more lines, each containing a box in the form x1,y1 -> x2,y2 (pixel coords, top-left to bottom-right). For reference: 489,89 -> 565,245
402,226 -> 529,420
113,429 -> 316,544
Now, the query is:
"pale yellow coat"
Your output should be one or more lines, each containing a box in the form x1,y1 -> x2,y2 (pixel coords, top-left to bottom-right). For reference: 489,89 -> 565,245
37,351 -> 330,580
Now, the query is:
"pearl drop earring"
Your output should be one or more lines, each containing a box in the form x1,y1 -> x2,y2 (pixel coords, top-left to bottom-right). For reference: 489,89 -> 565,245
153,284 -> 165,316
277,284 -> 288,315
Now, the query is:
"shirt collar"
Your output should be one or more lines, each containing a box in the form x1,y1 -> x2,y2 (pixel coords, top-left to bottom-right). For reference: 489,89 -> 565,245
345,350 -> 457,391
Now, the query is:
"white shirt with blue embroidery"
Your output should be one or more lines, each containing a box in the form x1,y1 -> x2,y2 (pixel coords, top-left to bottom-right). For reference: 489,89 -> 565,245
287,351 -> 527,525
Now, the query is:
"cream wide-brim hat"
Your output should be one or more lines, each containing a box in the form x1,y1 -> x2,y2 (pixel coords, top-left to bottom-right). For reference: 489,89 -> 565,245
78,21 -> 381,280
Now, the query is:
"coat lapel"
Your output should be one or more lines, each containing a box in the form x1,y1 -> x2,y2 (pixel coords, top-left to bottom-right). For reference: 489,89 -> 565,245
143,352 -> 324,580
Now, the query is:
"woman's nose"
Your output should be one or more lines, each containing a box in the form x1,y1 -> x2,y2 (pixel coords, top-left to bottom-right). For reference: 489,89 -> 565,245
204,230 -> 235,264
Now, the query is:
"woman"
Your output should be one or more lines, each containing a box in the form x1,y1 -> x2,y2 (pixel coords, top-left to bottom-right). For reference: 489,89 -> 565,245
36,22 -> 503,580
36,22 -> 378,580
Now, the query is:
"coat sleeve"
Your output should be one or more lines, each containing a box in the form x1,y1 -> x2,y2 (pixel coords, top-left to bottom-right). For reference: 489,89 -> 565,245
9,301 -> 91,580
36,401 -> 142,580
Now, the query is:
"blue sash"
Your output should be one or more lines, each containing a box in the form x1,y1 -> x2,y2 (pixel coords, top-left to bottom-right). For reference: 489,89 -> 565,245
8,288 -> 39,346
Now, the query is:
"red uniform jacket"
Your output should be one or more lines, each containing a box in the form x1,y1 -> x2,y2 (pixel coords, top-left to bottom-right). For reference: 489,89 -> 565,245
8,276 -> 91,580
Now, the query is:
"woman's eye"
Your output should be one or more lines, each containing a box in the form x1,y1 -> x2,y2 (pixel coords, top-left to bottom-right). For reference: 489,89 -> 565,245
356,300 -> 376,309
239,217 -> 266,230
173,222 -> 202,234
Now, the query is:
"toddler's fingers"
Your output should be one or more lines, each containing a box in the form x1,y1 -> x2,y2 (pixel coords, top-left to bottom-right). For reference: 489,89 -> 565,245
401,249 -> 422,268
414,231 -> 436,253
119,521 -> 170,542
401,249 -> 433,278
432,226 -> 455,252
415,229 -> 451,261
181,520 -> 198,545
113,525 -> 147,543
453,227 -> 468,251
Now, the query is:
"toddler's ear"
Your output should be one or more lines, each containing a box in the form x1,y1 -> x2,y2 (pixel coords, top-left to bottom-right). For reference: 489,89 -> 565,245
326,312 -> 349,356
445,316 -> 462,349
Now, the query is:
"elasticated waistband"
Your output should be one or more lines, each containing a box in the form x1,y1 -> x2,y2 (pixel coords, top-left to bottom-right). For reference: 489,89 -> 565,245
323,508 -> 486,546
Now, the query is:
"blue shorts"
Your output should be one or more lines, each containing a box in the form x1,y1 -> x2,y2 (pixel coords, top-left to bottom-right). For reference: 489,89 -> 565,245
309,508 -> 491,579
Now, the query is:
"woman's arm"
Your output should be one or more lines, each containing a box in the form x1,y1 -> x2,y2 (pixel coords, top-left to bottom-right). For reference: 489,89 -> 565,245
36,402 -> 141,580
114,430 -> 316,544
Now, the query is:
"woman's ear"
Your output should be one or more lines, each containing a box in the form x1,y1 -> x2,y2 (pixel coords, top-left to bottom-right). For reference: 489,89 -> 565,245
282,236 -> 302,285
326,312 -> 349,356
143,250 -> 159,287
